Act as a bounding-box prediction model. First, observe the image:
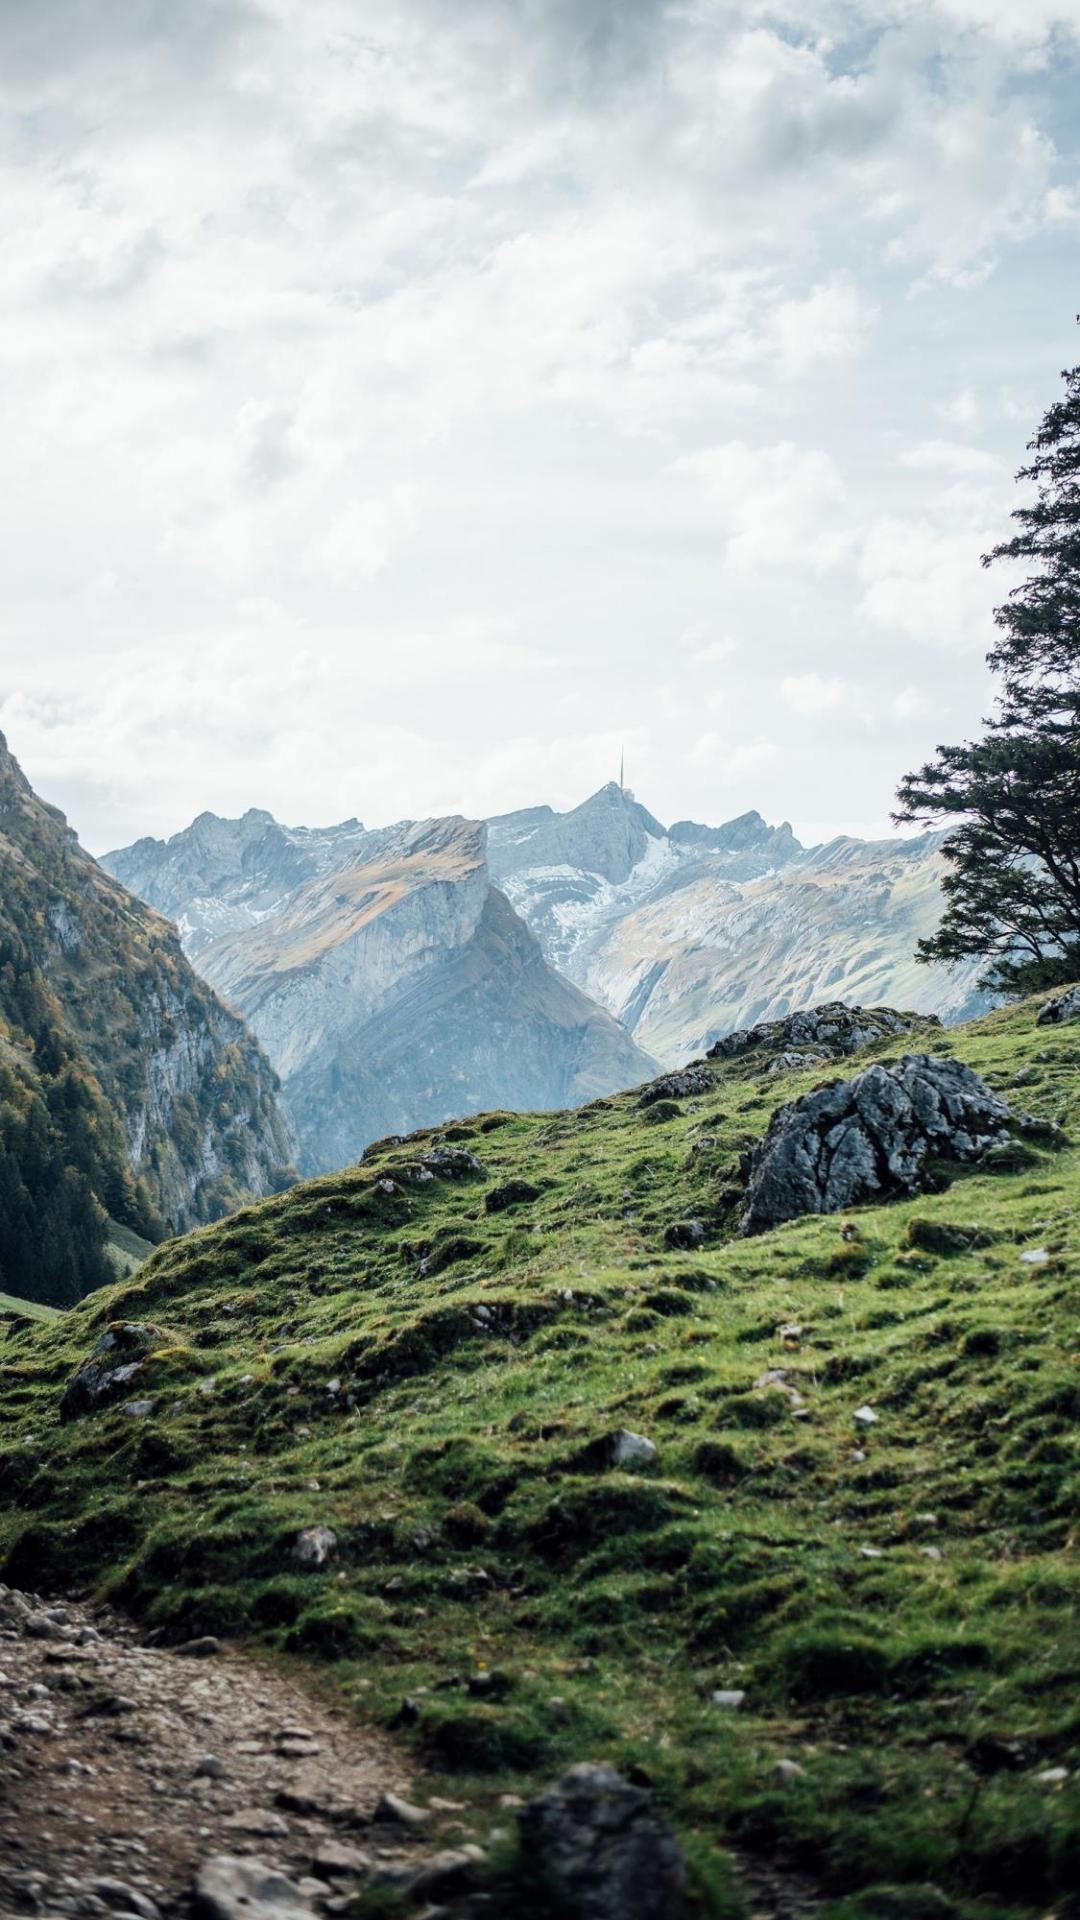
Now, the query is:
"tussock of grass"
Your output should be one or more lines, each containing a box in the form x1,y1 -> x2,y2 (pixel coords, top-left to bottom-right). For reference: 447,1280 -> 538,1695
1,993 -> 1078,1918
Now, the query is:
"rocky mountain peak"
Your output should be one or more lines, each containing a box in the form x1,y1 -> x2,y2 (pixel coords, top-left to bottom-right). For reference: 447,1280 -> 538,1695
668,809 -> 802,861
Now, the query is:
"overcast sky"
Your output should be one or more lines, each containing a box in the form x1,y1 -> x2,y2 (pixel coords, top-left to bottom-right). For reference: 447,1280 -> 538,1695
0,0 -> 1078,853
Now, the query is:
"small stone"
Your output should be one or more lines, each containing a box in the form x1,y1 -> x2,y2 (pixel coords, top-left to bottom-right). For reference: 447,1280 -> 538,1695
711,1689 -> 746,1708
853,1405 -> 878,1427
407,1848 -> 485,1901
291,1527 -> 338,1570
859,1546 -> 883,1560
1019,1247 -> 1049,1265
773,1760 -> 805,1786
311,1841 -> 372,1880
194,1755 -> 227,1780
374,1791 -> 430,1829
611,1429 -> 658,1469
920,1546 -> 942,1563
1034,1767 -> 1069,1784
90,1882 -> 159,1920
174,1637 -> 220,1659
223,1808 -> 290,1839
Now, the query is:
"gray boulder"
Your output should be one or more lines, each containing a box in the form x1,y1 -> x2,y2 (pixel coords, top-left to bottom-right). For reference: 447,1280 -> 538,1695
710,1002 -> 939,1066
517,1763 -> 689,1920
421,1146 -> 487,1179
59,1324 -> 165,1423
740,1054 -> 1013,1235
194,1857 -> 312,1920
1036,985 -> 1080,1026
638,1064 -> 714,1108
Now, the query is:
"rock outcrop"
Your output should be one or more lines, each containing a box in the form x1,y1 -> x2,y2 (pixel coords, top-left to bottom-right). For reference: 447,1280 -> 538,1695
740,1054 -> 1014,1234
710,1002 -> 940,1065
107,812 -> 655,1176
1036,985 -> 1080,1026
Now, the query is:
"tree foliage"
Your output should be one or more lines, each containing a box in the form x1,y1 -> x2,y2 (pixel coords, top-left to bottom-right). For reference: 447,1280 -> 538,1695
896,363 -> 1080,995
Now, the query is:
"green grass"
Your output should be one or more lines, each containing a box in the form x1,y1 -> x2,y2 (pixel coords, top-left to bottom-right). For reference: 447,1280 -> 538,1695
0,1291 -> 60,1325
1,993 -> 1078,1918
106,1217 -> 155,1278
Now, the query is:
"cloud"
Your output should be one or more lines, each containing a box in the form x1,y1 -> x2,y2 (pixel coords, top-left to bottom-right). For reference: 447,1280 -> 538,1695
780,672 -> 853,716
771,274 -> 880,378
687,732 -> 780,780
0,0 -> 1075,848
900,439 -> 1002,474
673,441 -> 853,574
859,516 -> 999,648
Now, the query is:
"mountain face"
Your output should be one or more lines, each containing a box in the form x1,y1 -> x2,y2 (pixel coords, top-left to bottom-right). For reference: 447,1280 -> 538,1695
0,734 -> 296,1306
107,812 -> 656,1176
488,783 -> 987,1064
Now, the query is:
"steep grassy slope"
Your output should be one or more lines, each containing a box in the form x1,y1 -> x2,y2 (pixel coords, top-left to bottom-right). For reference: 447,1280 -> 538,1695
0,733 -> 296,1305
0,997 -> 1077,1917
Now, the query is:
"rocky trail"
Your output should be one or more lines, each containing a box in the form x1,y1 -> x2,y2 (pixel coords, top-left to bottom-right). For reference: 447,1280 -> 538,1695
0,1585 -> 481,1919
0,1585 -> 826,1920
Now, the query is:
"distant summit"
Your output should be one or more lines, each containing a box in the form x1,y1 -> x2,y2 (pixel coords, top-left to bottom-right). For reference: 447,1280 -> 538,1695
106,803 -> 656,1174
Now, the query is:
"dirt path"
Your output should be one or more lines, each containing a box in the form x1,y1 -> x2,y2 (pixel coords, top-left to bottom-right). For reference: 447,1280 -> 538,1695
0,1584 -> 444,1918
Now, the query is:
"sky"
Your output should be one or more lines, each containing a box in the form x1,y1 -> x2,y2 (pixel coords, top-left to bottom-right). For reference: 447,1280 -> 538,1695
0,0 -> 1078,854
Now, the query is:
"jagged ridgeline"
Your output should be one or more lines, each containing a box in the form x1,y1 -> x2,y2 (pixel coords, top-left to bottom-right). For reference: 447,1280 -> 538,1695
0,735 -> 296,1308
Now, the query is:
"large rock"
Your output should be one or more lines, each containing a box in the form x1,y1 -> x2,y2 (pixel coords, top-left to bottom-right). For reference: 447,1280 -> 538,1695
59,1324 -> 165,1423
193,1857 -> 312,1920
517,1763 -> 689,1920
711,1002 -> 939,1066
740,1054 -> 1013,1234
1036,985 -> 1080,1027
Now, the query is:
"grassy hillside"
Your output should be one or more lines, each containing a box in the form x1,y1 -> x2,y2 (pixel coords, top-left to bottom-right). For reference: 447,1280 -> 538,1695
0,1289 -> 60,1325
0,995 -> 1077,1917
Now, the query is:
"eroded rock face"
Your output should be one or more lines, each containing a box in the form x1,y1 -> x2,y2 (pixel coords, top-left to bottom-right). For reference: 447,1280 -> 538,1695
59,1324 -> 165,1423
711,1002 -> 939,1066
1037,985 -> 1080,1027
740,1054 -> 1013,1234
517,1763 -> 689,1920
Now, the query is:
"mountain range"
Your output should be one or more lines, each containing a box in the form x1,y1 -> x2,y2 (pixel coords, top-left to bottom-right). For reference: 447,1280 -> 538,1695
107,781 -> 985,1176
107,806 -> 653,1175
0,733 -> 295,1306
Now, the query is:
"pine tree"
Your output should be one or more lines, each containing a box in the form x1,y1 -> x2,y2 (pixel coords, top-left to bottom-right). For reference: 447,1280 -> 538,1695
895,363 -> 1080,995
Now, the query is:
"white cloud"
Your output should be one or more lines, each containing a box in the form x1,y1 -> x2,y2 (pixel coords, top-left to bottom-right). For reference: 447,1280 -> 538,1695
780,672 -> 853,715
687,731 -> 780,780
672,440 -> 853,574
939,387 -> 979,428
859,516 -> 999,648
306,486 -> 421,586
771,274 -> 880,378
900,439 -> 1001,474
